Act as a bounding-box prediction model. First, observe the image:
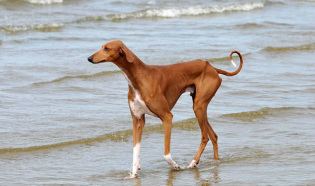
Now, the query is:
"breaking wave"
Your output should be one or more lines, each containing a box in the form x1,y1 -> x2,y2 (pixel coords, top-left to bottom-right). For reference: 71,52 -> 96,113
0,0 -> 63,5
109,2 -> 265,20
76,1 -> 270,23
1,1 -> 280,34
23,0 -> 63,5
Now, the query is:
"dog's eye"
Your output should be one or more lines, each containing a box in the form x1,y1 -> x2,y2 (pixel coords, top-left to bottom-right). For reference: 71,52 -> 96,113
104,47 -> 109,51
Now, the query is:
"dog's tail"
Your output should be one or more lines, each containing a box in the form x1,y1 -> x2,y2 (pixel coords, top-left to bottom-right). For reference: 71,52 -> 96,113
214,50 -> 243,76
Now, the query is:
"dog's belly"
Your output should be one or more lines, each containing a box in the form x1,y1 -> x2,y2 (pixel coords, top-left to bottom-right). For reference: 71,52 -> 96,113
129,90 -> 156,118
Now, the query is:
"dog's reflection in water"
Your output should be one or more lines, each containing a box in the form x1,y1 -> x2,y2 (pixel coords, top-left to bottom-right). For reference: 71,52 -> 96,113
166,166 -> 221,186
131,165 -> 221,186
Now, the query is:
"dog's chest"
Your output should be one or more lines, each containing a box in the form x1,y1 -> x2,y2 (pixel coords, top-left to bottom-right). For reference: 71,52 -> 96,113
123,73 -> 155,118
129,90 -> 155,118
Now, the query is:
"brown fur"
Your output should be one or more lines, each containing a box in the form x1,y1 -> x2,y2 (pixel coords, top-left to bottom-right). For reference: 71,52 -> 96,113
88,40 -> 243,172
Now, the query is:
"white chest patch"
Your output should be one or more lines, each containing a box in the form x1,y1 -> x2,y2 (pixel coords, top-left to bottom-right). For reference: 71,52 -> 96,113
129,90 -> 155,118
123,73 -> 156,119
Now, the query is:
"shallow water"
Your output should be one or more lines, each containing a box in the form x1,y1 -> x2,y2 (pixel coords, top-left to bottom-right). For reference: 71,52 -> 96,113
1,0 -> 315,185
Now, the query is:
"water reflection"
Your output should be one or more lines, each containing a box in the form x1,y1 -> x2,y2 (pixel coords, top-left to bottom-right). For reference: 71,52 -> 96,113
133,176 -> 142,186
131,164 -> 221,186
165,165 -> 221,186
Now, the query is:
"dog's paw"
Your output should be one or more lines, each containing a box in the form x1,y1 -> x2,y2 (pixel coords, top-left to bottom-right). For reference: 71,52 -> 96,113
168,160 -> 181,170
164,154 -> 181,170
165,158 -> 181,170
124,172 -> 139,179
172,163 -> 181,170
187,160 -> 198,169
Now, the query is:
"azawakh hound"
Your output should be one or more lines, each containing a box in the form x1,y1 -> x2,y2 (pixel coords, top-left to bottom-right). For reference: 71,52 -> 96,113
88,40 -> 243,178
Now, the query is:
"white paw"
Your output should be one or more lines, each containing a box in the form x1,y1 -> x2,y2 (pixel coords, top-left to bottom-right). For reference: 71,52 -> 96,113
124,172 -> 138,179
131,162 -> 140,177
172,162 -> 181,170
168,159 -> 180,170
187,160 -> 198,169
164,154 -> 181,170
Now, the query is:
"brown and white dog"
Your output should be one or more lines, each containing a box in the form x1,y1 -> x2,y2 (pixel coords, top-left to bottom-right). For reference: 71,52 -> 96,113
88,40 -> 243,178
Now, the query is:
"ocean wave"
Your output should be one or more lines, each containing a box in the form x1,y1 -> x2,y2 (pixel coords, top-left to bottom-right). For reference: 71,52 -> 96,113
207,52 -> 250,63
1,23 -> 64,34
207,56 -> 230,62
0,0 -> 63,5
1,106 -> 314,154
1,1 -> 275,34
305,87 -> 315,93
75,15 -> 108,23
31,70 -> 121,87
221,107 -> 314,122
29,54 -> 247,88
262,42 -> 315,53
222,147 -> 271,164
0,118 -> 197,155
109,2 -> 265,21
0,130 -> 132,155
234,21 -> 291,29
76,2 -> 267,23
24,0 -> 63,4
235,22 -> 266,29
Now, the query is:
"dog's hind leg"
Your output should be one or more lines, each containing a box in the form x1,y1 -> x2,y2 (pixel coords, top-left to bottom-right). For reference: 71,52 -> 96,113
188,76 -> 221,167
188,104 -> 209,168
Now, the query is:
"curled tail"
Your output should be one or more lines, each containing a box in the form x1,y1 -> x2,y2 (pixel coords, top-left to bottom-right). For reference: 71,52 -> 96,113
214,50 -> 243,76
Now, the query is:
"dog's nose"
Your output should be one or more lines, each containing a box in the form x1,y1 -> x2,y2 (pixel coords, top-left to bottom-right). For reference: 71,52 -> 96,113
88,56 -> 94,63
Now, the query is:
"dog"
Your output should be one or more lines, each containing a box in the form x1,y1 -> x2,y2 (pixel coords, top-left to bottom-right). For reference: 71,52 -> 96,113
88,40 -> 243,178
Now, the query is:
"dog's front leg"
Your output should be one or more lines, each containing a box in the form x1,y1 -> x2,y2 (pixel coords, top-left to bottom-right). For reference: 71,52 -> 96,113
129,114 -> 145,178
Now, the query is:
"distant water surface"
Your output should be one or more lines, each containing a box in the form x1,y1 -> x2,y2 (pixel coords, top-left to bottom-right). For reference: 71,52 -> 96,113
0,0 -> 315,185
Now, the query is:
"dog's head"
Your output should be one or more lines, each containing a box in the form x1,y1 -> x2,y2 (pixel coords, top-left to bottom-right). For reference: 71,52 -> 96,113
88,40 -> 134,64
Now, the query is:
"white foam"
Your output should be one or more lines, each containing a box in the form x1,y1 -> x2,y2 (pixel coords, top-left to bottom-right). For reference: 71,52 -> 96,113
112,2 -> 265,20
25,0 -> 63,5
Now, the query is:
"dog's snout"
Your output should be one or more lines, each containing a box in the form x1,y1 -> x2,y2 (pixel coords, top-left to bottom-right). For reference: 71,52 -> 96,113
88,56 -> 94,63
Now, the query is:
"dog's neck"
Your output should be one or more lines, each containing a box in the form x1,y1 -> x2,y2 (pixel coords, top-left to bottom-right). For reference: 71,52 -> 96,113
113,55 -> 147,90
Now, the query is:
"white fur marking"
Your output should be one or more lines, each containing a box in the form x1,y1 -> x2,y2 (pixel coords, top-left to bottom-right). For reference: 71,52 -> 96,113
123,72 -> 156,119
164,153 -> 180,169
187,159 -> 198,168
231,59 -> 237,68
131,143 -> 141,176
129,90 -> 156,119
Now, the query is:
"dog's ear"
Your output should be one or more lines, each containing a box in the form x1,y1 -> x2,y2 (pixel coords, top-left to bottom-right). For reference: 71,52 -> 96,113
120,43 -> 135,63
